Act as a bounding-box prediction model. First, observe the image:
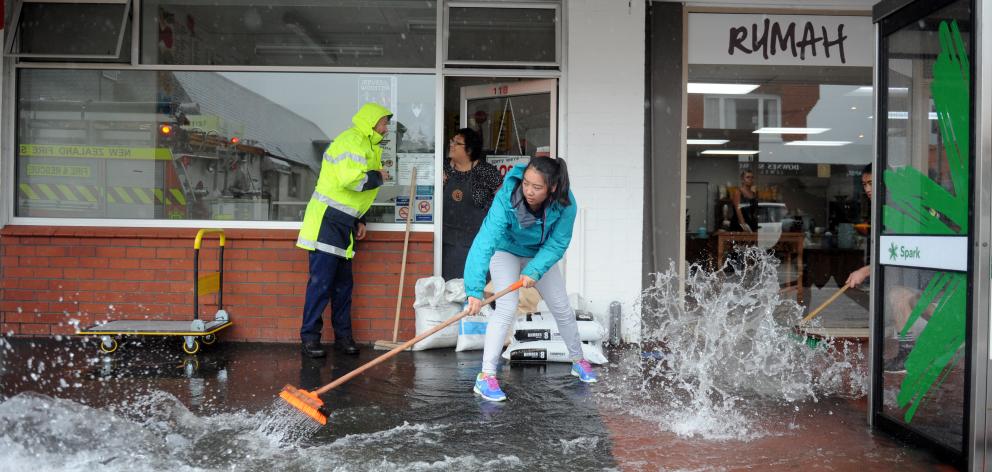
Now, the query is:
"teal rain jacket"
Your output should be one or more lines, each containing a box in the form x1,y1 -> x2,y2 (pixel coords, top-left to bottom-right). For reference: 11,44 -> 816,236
462,163 -> 577,300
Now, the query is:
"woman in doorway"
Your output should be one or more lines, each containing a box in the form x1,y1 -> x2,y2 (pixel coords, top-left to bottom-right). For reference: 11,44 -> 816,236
731,170 -> 759,232
462,157 -> 597,402
442,128 -> 503,280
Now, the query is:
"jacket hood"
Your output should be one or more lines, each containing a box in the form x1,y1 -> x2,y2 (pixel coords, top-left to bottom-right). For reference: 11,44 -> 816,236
352,102 -> 393,144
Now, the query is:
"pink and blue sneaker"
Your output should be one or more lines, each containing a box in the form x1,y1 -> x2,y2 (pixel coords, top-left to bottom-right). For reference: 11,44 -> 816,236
474,372 -> 507,402
571,359 -> 598,383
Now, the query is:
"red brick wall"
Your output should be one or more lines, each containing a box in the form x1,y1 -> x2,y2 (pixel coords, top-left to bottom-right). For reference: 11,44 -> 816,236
0,226 -> 433,344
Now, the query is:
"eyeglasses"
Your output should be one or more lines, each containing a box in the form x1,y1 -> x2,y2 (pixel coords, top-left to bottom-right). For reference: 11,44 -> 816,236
449,138 -> 466,147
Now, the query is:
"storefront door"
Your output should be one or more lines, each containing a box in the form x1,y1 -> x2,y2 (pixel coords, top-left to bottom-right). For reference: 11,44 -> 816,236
459,78 -> 557,169
873,0 -> 974,466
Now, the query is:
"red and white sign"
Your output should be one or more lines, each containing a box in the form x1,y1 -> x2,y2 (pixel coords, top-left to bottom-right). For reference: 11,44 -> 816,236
487,155 -> 530,178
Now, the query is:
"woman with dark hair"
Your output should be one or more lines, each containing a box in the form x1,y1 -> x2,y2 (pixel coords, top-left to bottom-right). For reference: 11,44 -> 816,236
731,170 -> 759,232
442,127 -> 503,280
462,157 -> 596,402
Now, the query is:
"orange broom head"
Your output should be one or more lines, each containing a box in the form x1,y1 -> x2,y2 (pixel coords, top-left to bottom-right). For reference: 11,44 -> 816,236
279,384 -> 329,426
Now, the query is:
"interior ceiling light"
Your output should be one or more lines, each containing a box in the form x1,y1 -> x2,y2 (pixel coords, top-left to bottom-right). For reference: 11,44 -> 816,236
701,149 -> 759,155
687,83 -> 759,95
846,86 -> 908,96
686,139 -> 729,145
888,111 -> 938,120
753,127 -> 829,134
784,141 -> 852,146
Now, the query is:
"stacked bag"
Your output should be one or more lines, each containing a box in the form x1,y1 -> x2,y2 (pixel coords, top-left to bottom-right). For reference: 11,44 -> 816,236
501,310 -> 608,365
412,277 -> 609,365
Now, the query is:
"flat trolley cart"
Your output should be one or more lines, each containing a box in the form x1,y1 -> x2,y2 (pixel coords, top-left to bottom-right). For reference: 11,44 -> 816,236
79,229 -> 233,355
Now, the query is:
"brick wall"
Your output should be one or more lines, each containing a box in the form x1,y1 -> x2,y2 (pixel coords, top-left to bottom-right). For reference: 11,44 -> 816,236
0,226 -> 433,345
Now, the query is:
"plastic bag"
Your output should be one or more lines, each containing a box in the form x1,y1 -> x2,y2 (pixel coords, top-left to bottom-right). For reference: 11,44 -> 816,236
501,340 -> 608,365
443,278 -> 467,304
414,276 -> 446,308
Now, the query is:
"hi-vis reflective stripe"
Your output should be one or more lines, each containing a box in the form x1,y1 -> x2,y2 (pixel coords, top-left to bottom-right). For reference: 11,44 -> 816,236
17,184 -> 186,205
296,235 -> 352,258
311,190 -> 360,217
324,151 -> 367,166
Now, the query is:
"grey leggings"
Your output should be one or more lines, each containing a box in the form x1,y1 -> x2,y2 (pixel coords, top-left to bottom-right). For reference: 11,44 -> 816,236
481,251 -> 584,374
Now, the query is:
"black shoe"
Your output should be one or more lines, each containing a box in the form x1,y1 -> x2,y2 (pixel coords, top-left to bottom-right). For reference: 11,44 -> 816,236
301,341 -> 326,358
334,336 -> 360,355
884,342 -> 912,373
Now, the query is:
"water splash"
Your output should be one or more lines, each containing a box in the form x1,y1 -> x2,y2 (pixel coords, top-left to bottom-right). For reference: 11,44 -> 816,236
598,248 -> 867,440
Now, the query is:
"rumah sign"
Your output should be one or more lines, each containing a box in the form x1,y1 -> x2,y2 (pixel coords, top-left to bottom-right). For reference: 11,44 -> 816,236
688,14 -> 873,68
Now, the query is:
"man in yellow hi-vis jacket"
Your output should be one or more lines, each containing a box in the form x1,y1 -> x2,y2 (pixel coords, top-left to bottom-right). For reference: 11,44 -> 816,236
297,102 -> 392,358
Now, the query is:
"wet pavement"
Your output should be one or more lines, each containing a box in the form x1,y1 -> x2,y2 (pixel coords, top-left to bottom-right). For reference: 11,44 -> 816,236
0,336 -> 957,471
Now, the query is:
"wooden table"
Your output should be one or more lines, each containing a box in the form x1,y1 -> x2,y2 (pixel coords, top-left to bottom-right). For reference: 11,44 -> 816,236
716,231 -> 805,304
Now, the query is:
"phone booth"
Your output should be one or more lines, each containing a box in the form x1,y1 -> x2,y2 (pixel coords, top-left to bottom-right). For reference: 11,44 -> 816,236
872,0 -> 990,468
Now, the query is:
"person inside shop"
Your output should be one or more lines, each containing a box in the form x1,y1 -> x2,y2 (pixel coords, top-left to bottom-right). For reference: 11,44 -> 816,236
296,102 -> 393,358
843,164 -> 924,373
462,157 -> 597,402
730,169 -> 759,232
442,128 -> 503,280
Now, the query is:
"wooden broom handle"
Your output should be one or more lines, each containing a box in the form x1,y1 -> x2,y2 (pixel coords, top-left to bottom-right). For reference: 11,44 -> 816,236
800,285 -> 849,325
392,168 -> 417,343
316,280 -> 524,395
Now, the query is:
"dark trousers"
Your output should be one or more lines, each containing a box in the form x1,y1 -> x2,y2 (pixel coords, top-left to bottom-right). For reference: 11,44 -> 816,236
300,250 -> 353,343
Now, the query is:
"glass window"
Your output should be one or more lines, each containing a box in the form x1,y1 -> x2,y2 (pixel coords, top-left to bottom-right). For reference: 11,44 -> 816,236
16,70 -> 435,223
140,0 -> 436,67
446,6 -> 558,64
6,0 -> 132,61
878,0 -> 971,452
685,69 -> 874,335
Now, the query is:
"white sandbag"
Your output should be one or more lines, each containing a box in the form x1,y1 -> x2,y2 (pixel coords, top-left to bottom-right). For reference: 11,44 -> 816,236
501,340 -> 608,365
513,311 -> 606,343
411,302 -> 461,351
411,276 -> 460,351
455,305 -> 513,352
414,276 -> 446,308
443,278 -> 467,304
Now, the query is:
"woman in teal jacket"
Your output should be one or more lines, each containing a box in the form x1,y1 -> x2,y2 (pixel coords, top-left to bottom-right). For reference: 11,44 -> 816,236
463,157 -> 597,402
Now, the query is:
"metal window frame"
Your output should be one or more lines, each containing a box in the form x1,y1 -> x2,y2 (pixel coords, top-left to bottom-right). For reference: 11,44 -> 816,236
4,0 -> 133,61
444,1 -> 561,68
871,0 -> 975,467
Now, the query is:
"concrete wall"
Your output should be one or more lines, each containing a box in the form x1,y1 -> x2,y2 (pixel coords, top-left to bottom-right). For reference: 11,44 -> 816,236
565,0 -> 646,342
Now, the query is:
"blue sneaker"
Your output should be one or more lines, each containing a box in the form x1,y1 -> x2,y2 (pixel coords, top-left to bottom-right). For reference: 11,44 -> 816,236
571,359 -> 598,383
474,372 -> 507,402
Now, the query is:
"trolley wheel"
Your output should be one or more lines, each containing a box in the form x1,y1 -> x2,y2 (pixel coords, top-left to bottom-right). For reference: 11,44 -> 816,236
182,338 -> 200,355
202,334 -> 217,345
99,337 -> 119,354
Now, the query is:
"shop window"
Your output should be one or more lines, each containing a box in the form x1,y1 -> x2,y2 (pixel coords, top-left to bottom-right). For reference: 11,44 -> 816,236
4,0 -> 132,61
702,95 -> 781,130
16,70 -> 436,224
446,4 -> 559,66
141,0 -> 436,67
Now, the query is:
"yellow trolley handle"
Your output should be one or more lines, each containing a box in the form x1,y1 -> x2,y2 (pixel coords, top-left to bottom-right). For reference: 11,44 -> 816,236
194,229 -> 226,320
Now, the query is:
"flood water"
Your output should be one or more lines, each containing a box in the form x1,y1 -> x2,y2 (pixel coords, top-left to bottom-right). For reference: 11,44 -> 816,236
0,250 -> 954,471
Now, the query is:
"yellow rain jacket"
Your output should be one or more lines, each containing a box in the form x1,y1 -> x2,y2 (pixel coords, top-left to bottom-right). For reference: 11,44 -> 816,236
296,103 -> 392,258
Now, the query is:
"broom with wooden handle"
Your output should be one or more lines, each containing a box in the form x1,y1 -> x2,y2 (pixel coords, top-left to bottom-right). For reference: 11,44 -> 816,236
279,279 -> 524,426
373,167 -> 418,351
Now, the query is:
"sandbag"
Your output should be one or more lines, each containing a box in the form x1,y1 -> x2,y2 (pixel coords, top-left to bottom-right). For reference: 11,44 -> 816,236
411,276 -> 460,351
455,305 -> 514,352
411,302 -> 461,351
484,280 -> 542,314
512,312 -> 606,343
501,340 -> 608,365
